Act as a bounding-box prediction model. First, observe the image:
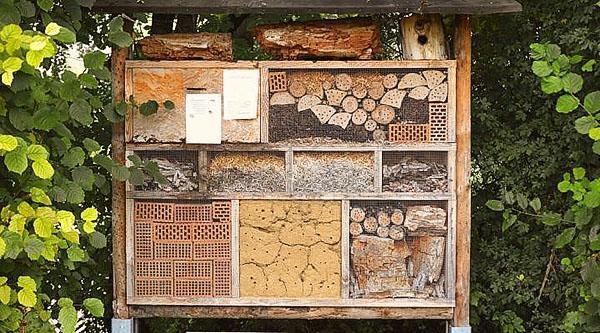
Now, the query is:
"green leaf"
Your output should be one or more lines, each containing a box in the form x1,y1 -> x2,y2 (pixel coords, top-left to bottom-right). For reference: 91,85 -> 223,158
129,167 -> 145,185
0,135 -> 18,151
573,167 -> 586,180
583,190 -> 600,208
529,43 -> 545,60
574,116 -> 596,134
569,55 -> 583,64
0,238 -> 6,258
561,73 -> 584,94
139,100 -> 159,116
32,159 -> 54,179
83,298 -> 104,317
486,200 -> 504,212
44,22 -> 60,36
37,0 -> 53,11
0,286 -> 11,304
0,24 -> 22,41
25,50 -> 45,67
17,289 -> 36,308
593,142 -> 600,155
69,99 -> 93,126
83,51 -> 107,70
108,31 -> 133,48
582,59 -> 596,72
112,165 -> 130,181
532,61 -> 552,77
1,57 -> 23,72
82,221 -> 95,234
541,213 -> 561,226
56,210 -> 75,231
82,138 -> 101,153
540,76 -> 563,94
516,193 -> 528,210
556,95 -> 579,113
4,148 -> 28,174
529,198 -> 541,212
88,232 -> 107,249
61,230 -> 79,244
63,182 -> 84,204
502,215 -> 517,232
592,279 -> 600,298
30,187 -> 51,205
17,276 -> 36,291
163,100 -> 175,110
33,218 -> 53,238
58,298 -> 73,308
79,73 -> 98,89
58,304 -> 77,333
18,202 -> 34,217
53,27 -> 76,44
24,237 -> 44,260
546,44 -> 561,61
554,227 -> 576,249
61,147 -> 85,168
590,128 -> 600,141
26,144 -> 49,161
67,246 -> 86,262
584,91 -> 600,113
9,214 -> 25,233
81,207 -> 98,222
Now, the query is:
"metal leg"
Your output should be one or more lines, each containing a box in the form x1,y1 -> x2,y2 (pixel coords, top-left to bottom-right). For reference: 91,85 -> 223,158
112,318 -> 136,333
447,324 -> 472,333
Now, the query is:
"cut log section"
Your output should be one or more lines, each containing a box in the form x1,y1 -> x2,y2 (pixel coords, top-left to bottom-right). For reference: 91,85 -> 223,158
362,98 -> 377,112
310,105 -> 337,124
371,105 -> 396,125
404,206 -> 447,234
408,86 -> 430,100
270,92 -> 295,105
289,81 -> 307,98
342,96 -> 359,113
383,73 -> 399,89
377,212 -> 391,227
325,89 -> 347,106
363,216 -> 378,233
298,95 -> 321,111
381,89 -> 407,108
367,81 -> 385,100
376,226 -> 390,238
429,82 -> 448,102
351,109 -> 368,125
391,209 -> 405,225
352,83 -> 367,99
335,73 -> 353,91
372,129 -> 386,142
350,222 -> 364,236
423,70 -> 446,88
350,207 -> 366,223
328,112 -> 352,129
138,33 -> 233,61
364,119 -> 378,132
389,225 -> 406,241
252,18 -> 383,60
398,73 -> 427,89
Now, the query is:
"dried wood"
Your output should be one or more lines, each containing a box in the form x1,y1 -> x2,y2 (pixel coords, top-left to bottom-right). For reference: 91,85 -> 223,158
335,73 -> 353,91
367,81 -> 385,100
376,226 -> 390,238
325,89 -> 347,106
391,209 -> 405,225
364,119 -> 378,132
362,98 -> 377,112
372,129 -> 386,142
411,236 -> 445,292
388,225 -> 406,241
351,109 -> 368,125
400,14 -> 447,60
252,18 -> 383,60
382,73 -> 399,89
328,112 -> 352,129
289,81 -> 307,98
349,222 -> 364,236
363,217 -> 378,233
408,86 -> 430,100
270,91 -> 295,105
352,83 -> 367,98
404,206 -> 447,233
422,70 -> 446,88
341,96 -> 359,113
138,157 -> 198,192
380,89 -> 407,108
371,105 -> 395,125
208,152 -> 286,193
138,33 -> 233,61
397,73 -> 427,89
429,82 -> 448,102
383,156 -> 448,193
310,105 -> 337,124
350,207 -> 366,223
298,95 -> 321,111
377,212 -> 391,227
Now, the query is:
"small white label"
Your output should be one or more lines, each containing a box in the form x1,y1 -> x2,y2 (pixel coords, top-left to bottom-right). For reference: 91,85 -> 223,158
185,93 -> 222,144
223,69 -> 260,120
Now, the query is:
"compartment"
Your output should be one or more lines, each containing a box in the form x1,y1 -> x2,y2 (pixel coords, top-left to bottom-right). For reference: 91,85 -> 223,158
132,200 -> 232,298
207,151 -> 286,193
382,151 -> 448,193
348,201 -> 448,299
293,151 -> 375,193
266,68 -> 451,144
133,150 -> 199,192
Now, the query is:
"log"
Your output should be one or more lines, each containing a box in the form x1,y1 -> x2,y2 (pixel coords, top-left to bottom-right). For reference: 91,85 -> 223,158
364,119 -> 378,132
391,209 -> 405,225
325,89 -> 347,107
367,81 -> 385,100
404,206 -> 447,234
342,96 -> 359,113
289,81 -> 306,98
252,18 -> 383,60
350,207 -> 366,223
138,33 -> 233,61
377,211 -> 391,227
389,225 -> 406,241
362,98 -> 377,112
352,83 -> 367,99
298,95 -> 321,111
335,73 -> 353,91
400,14 -> 447,60
351,109 -> 368,125
380,89 -> 407,108
382,73 -> 399,89
311,105 -> 337,124
328,112 -> 352,129
363,216 -> 378,233
349,222 -> 363,236
371,105 -> 395,125
270,92 -> 295,105
376,226 -> 389,238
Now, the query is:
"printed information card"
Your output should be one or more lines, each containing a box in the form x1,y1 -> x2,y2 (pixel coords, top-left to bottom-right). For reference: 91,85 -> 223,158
223,69 -> 260,120
185,93 -> 222,144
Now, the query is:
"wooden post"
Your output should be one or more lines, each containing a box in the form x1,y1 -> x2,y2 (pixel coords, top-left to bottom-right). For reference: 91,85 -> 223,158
111,22 -> 131,320
453,15 -> 472,329
400,14 -> 448,60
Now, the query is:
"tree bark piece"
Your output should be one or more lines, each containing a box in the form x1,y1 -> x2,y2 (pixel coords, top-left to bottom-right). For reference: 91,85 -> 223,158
411,236 -> 445,292
429,82 -> 448,102
400,14 -> 447,60
311,105 -> 337,124
408,86 -> 430,100
138,33 -> 233,61
325,89 -> 347,106
404,205 -> 447,234
252,18 -> 383,60
423,70 -> 446,88
342,96 -> 359,113
363,216 -> 378,233
270,92 -> 295,105
350,207 -> 366,223
398,73 -> 427,89
328,112 -> 352,129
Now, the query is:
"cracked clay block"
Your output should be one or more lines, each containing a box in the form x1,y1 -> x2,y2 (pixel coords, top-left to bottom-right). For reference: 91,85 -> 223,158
239,200 -> 341,298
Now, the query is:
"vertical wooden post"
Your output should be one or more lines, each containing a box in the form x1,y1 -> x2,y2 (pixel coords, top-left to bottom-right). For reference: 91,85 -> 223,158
453,15 -> 472,328
400,14 -> 448,60
111,30 -> 130,320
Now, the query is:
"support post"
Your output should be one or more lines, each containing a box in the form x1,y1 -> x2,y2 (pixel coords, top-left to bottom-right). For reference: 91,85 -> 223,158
111,19 -> 131,320
112,318 -> 136,333
451,14 -> 472,332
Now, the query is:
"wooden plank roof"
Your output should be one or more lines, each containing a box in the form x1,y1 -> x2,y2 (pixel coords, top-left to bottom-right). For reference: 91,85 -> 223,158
92,0 -> 522,15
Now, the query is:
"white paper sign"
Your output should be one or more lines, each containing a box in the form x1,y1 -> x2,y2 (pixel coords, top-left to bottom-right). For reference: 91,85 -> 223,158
223,69 -> 260,120
185,93 -> 222,144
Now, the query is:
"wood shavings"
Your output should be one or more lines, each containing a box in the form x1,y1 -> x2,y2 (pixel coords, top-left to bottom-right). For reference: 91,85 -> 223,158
208,152 -> 286,192
293,152 -> 374,192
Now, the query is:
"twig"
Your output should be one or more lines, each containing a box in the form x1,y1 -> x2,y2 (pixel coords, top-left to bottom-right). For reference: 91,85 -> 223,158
538,251 -> 555,300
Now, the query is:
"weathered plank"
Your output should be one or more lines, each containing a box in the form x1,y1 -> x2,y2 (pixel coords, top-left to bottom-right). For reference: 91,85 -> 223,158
401,14 -> 447,60
93,0 -> 522,15
138,33 -> 233,61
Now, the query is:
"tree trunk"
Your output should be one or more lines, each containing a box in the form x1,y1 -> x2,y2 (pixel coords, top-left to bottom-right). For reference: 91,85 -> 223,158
138,33 -> 234,61
252,18 -> 382,60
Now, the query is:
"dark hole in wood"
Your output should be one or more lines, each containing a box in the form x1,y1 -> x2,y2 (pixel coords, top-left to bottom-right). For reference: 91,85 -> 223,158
187,87 -> 207,91
418,35 -> 428,45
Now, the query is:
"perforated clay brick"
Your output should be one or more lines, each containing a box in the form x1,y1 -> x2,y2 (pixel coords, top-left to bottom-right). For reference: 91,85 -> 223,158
134,202 -> 174,222
174,261 -> 213,279
193,242 -> 231,260
269,72 -> 288,92
174,279 -> 213,297
134,221 -> 153,260
388,123 -> 430,142
154,242 -> 193,260
135,261 -> 173,278
212,201 -> 231,223
213,260 -> 231,297
153,224 -> 194,242
175,204 -> 212,223
135,278 -> 173,297
429,103 -> 448,142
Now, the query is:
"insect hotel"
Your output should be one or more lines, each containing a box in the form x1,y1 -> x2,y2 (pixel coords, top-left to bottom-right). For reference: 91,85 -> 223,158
96,1 -> 522,332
